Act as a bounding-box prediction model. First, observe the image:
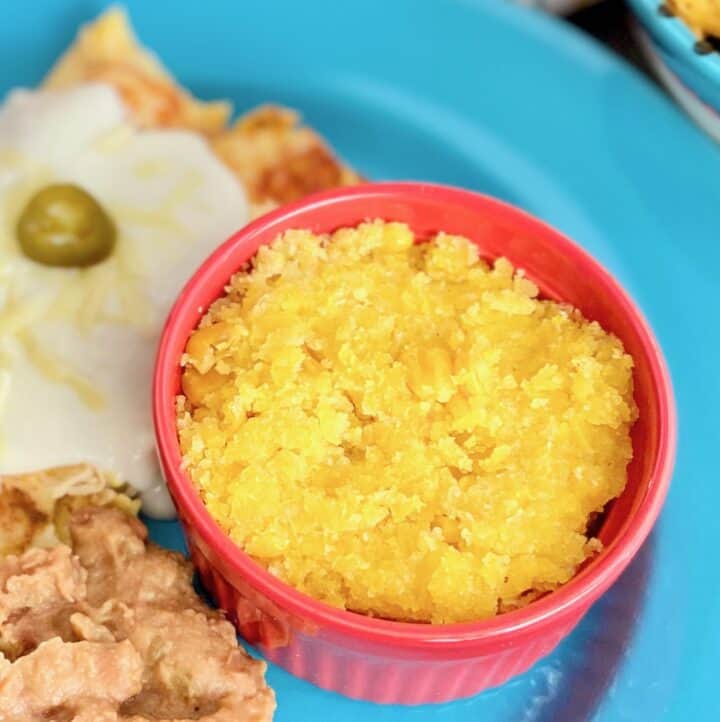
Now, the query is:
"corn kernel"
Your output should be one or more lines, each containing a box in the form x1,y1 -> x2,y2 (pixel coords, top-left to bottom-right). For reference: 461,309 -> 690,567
181,367 -> 227,406
186,321 -> 233,373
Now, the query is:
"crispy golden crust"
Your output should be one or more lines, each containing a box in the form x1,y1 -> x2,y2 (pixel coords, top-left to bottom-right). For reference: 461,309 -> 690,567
43,8 -> 360,211
212,105 -> 362,211
0,486 -> 48,558
0,465 -> 139,557
43,6 -> 231,133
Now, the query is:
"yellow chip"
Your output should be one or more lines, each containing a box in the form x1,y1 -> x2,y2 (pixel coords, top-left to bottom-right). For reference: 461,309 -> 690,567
668,0 -> 720,40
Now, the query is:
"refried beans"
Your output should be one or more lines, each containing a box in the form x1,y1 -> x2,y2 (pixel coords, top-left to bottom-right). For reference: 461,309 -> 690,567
0,507 -> 275,722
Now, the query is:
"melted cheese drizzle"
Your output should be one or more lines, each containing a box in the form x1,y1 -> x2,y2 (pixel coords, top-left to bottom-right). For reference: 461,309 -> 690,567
0,84 -> 249,518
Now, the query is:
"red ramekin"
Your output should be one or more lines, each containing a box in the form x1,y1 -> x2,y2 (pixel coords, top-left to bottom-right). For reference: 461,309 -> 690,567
153,183 -> 676,705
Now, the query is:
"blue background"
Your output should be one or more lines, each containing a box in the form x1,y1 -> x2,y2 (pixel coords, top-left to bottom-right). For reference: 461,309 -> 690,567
3,1 -> 719,720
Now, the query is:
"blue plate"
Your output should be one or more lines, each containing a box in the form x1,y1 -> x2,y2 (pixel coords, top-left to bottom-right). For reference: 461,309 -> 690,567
3,1 -> 720,720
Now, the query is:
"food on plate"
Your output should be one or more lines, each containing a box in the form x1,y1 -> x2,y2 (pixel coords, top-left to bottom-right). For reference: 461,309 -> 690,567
0,7 -> 360,519
0,83 -> 249,517
212,105 -> 362,212
177,221 -> 637,624
0,464 -> 138,557
45,7 -> 361,214
43,6 -> 231,134
666,0 -> 720,42
0,496 -> 274,720
1,638 -> 143,722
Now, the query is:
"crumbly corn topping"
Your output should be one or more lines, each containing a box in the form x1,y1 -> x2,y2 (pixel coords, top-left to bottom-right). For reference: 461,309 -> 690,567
177,221 -> 636,623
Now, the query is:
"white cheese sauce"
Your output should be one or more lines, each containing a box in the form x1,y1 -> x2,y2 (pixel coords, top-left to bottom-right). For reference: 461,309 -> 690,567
0,84 -> 249,518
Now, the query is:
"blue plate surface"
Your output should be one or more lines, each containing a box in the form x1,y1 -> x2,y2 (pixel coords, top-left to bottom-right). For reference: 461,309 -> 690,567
3,1 -> 719,720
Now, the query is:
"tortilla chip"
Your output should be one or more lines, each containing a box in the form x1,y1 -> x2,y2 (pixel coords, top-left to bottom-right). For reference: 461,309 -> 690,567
212,105 -> 362,212
43,6 -> 230,134
668,0 -> 720,40
43,8 -> 360,209
0,464 -> 139,557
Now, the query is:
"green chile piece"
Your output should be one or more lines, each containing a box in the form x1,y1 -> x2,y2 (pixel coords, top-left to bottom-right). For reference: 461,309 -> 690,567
17,183 -> 116,268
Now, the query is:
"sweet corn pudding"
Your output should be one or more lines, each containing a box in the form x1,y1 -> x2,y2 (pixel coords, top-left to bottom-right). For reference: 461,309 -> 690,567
177,221 -> 637,623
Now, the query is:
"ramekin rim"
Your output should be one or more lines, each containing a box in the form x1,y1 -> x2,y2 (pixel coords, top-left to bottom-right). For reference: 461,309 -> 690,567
153,182 -> 677,650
